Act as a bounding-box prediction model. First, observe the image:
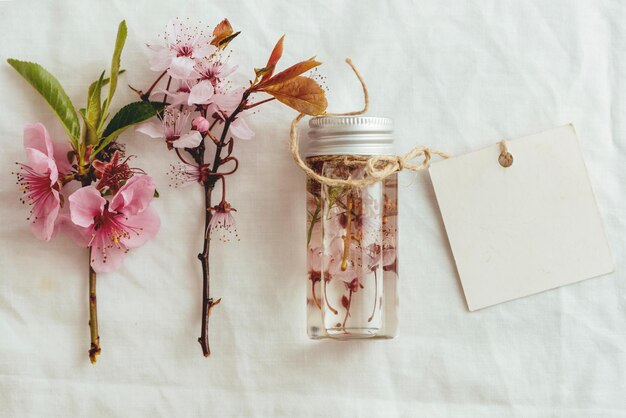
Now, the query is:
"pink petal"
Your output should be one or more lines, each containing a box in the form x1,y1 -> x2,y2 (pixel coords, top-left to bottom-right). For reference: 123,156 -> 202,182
111,175 -> 156,215
213,88 -> 244,113
57,214 -> 92,247
52,141 -> 72,175
164,20 -> 180,45
168,56 -> 197,79
149,45 -> 173,72
23,123 -> 54,156
154,88 -> 188,106
89,232 -> 127,273
25,148 -> 59,183
172,131 -> 202,148
192,44 -> 217,59
30,189 -> 60,241
120,207 -> 160,248
218,63 -> 238,79
229,117 -> 255,140
69,186 -> 105,228
136,120 -> 164,139
187,80 -> 214,105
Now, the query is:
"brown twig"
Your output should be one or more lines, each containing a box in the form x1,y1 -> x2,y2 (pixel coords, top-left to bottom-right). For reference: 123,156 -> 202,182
88,249 -> 101,364
197,181 -> 214,357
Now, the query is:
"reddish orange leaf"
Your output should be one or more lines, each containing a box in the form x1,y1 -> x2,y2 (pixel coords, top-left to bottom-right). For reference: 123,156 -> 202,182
256,58 -> 321,89
211,19 -> 234,47
262,35 -> 285,80
260,76 -> 327,115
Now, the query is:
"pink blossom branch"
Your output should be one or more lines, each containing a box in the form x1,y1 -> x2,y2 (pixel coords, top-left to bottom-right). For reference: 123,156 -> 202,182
196,92 -> 250,357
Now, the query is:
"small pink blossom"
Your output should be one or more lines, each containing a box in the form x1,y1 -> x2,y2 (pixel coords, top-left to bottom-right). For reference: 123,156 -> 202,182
137,108 -> 202,149
193,59 -> 238,86
192,116 -> 211,133
69,176 -> 160,273
15,123 -> 71,241
148,20 -> 216,80
168,162 -> 208,188
208,201 -> 239,242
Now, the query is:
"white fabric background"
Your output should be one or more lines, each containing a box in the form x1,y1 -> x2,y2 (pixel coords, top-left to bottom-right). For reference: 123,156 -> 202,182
1,0 -> 624,416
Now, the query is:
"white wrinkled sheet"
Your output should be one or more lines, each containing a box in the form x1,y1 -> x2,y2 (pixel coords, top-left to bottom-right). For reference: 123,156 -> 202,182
1,0 -> 624,416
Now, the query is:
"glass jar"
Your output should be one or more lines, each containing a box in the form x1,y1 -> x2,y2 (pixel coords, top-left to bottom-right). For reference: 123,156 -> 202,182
305,116 -> 398,339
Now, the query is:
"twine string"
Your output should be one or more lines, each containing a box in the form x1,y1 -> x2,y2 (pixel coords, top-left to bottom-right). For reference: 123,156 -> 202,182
289,58 -> 449,188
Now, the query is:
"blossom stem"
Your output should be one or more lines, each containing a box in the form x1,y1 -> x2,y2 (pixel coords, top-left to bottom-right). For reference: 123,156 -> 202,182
341,196 -> 353,271
342,289 -> 353,331
244,97 -> 276,110
210,91 -> 251,175
88,249 -> 101,364
162,76 -> 172,105
197,182 -> 214,357
324,279 -> 338,315
175,148 -> 194,165
368,270 -> 378,323
141,70 -> 168,101
306,197 -> 321,246
311,279 -> 322,310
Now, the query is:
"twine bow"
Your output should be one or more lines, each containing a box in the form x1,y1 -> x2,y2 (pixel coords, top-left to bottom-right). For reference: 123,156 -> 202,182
289,58 -> 449,188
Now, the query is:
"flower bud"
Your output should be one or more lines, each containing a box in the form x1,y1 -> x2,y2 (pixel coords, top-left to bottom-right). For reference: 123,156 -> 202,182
192,116 -> 210,133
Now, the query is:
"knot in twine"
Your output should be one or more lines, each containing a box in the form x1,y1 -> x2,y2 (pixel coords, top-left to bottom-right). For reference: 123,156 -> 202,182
290,58 -> 449,188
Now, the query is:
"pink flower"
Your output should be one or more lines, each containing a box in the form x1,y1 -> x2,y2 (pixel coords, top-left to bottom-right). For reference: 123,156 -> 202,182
148,20 -> 216,80
324,236 -> 357,282
185,59 -> 238,105
137,108 -> 202,149
208,201 -> 239,242
194,59 -> 238,86
92,151 -> 144,194
208,88 -> 255,140
208,87 -> 244,115
168,161 -> 208,187
15,123 -> 71,241
69,176 -> 160,273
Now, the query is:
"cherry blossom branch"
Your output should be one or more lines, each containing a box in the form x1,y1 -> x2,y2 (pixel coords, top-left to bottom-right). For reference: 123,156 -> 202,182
195,92 -> 249,357
88,249 -> 101,364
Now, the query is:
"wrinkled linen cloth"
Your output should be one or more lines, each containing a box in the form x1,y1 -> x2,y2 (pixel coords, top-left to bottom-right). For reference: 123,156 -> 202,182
0,0 -> 624,416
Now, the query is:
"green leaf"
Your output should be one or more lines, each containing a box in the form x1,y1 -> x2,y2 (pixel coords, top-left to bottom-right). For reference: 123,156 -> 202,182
98,20 -> 127,133
79,110 -> 99,147
87,69 -> 125,94
7,58 -> 80,145
86,71 -> 105,144
93,101 -> 164,157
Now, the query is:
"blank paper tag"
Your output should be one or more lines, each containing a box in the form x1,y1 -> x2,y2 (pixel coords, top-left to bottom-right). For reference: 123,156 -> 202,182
429,124 -> 614,311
